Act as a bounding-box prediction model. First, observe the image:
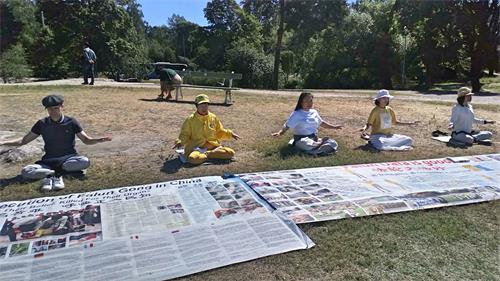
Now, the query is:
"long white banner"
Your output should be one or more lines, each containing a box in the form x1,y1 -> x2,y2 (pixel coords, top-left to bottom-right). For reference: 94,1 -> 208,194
239,154 -> 500,223
0,176 -> 314,281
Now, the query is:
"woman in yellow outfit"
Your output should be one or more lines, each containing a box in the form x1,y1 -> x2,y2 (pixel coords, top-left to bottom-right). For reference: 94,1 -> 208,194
172,94 -> 240,165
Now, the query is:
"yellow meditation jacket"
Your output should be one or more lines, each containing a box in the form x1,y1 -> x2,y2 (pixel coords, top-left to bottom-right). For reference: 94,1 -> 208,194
176,111 -> 233,155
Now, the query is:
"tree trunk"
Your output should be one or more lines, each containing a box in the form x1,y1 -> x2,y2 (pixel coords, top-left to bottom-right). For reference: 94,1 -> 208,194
272,0 -> 285,90
470,55 -> 482,92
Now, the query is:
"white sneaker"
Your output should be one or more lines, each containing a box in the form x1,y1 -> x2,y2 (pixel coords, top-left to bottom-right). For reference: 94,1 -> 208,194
52,176 -> 65,190
41,177 -> 53,192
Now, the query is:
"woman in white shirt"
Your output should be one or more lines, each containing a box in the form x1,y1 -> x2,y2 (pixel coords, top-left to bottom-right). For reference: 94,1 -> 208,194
272,92 -> 342,155
450,87 -> 495,145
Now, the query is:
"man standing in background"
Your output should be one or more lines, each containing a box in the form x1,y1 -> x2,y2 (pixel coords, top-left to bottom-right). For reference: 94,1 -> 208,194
82,42 -> 97,85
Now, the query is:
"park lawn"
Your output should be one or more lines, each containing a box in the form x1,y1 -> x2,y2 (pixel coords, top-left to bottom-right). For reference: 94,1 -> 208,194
0,85 -> 499,280
429,74 -> 500,93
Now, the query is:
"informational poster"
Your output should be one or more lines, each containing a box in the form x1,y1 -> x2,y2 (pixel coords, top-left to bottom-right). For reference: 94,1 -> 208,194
0,176 -> 314,281
240,154 -> 500,223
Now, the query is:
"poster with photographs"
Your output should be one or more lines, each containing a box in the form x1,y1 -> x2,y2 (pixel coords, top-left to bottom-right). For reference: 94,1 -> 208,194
240,154 -> 500,223
0,176 -> 313,281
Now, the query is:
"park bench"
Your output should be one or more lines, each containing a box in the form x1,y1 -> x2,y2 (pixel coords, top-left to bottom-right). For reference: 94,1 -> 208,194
174,71 -> 242,104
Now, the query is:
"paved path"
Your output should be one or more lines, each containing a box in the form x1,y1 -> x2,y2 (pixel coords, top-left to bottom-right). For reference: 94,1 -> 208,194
1,78 -> 499,105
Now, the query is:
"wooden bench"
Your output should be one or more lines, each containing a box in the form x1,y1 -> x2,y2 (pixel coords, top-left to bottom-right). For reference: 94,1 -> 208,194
174,71 -> 242,104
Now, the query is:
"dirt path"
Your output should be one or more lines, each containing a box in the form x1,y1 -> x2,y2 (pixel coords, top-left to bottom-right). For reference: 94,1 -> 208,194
2,78 -> 499,104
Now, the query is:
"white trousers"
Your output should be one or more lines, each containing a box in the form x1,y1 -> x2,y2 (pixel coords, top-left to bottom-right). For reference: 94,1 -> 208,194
21,155 -> 90,180
293,137 -> 338,155
369,134 -> 413,151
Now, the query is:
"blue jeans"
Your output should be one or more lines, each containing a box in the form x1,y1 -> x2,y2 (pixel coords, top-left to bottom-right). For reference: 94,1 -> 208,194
83,63 -> 95,84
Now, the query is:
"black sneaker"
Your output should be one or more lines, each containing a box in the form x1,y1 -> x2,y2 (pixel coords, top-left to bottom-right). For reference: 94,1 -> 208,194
476,140 -> 492,146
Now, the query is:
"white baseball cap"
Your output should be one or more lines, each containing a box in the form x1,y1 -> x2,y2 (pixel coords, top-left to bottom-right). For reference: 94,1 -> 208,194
373,89 -> 393,100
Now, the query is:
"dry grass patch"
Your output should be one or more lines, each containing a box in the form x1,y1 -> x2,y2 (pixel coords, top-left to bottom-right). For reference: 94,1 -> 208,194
0,86 -> 498,200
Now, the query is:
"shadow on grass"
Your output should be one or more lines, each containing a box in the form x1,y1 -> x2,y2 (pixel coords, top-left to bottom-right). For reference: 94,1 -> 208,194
353,143 -> 381,153
0,175 -> 26,189
139,98 -> 232,107
277,144 -> 339,159
161,154 -> 233,174
0,172 -> 87,190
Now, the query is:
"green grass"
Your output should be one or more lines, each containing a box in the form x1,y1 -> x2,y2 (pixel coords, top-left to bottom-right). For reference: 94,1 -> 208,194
179,202 -> 499,281
429,75 -> 500,94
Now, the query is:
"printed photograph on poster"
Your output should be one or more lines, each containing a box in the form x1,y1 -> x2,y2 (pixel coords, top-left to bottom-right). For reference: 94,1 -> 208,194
272,201 -> 297,208
262,193 -> 289,202
8,242 -> 30,257
223,182 -> 247,194
277,185 -> 302,193
0,246 -> 7,258
353,197 -> 412,215
249,181 -> 272,188
304,202 -> 367,220
254,186 -> 280,194
289,213 -> 316,223
0,205 -> 101,244
285,192 -> 311,199
69,231 -> 103,246
293,197 -> 321,205
214,208 -> 238,219
280,207 -> 306,216
299,184 -> 322,191
31,237 -> 67,254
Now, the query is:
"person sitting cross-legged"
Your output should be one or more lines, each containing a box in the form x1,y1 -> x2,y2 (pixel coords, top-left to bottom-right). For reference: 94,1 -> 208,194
172,94 -> 240,165
449,87 -> 496,146
360,89 -> 419,151
272,92 -> 342,155
0,95 -> 112,192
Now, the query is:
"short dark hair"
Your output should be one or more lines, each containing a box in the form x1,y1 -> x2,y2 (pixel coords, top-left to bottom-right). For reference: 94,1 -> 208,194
457,96 -> 466,106
84,42 -> 91,48
295,92 -> 313,111
374,99 -> 390,106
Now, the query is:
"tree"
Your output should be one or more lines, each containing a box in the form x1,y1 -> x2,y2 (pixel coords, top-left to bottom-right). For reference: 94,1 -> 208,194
456,0 -> 499,92
281,50 -> 295,86
272,0 -> 285,90
204,0 -> 262,69
0,44 -> 33,83
241,0 -> 280,53
0,0 -> 39,52
226,42 -> 273,88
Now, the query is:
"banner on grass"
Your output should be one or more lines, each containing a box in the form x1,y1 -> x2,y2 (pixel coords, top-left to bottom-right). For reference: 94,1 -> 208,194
239,154 -> 500,223
0,176 -> 314,281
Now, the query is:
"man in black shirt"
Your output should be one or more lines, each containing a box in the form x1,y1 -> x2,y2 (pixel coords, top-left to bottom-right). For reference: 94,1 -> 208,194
0,95 -> 111,192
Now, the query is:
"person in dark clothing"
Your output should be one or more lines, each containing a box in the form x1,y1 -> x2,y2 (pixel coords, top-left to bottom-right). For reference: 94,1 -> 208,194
82,42 -> 97,85
0,95 -> 112,192
156,68 -> 183,100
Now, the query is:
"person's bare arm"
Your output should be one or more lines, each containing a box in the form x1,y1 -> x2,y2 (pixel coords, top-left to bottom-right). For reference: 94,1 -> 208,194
76,131 -> 112,145
272,125 -> 289,137
359,123 -> 371,140
0,132 -> 39,146
320,121 -> 343,129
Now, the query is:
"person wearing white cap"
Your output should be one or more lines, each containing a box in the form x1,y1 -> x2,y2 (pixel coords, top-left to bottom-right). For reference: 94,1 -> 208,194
272,92 -> 343,155
449,87 -> 495,145
360,89 -> 418,151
